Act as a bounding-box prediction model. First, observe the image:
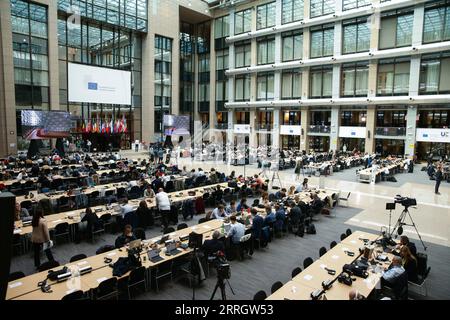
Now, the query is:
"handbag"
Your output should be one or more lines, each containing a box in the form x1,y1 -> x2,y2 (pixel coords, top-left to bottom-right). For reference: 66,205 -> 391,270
42,240 -> 53,251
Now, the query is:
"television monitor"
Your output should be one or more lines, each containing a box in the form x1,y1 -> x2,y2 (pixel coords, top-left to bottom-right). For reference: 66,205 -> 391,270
21,110 -> 72,140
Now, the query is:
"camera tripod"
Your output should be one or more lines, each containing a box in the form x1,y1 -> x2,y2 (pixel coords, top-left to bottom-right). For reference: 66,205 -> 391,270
271,170 -> 282,189
210,277 -> 235,300
390,206 -> 427,251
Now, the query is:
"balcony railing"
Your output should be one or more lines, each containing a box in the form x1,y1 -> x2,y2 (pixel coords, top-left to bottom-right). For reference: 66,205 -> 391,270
309,125 -> 331,134
255,123 -> 272,130
375,127 -> 406,136
215,123 -> 229,130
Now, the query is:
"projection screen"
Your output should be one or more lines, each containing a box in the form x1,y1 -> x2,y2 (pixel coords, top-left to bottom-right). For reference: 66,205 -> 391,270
68,63 -> 131,105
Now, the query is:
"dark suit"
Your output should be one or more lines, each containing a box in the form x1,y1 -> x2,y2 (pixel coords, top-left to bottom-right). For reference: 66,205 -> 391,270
201,238 -> 225,256
251,215 -> 264,239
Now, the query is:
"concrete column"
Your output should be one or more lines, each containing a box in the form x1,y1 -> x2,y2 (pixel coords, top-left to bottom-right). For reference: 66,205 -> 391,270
409,57 -> 421,96
47,1 -> 60,112
368,61 -> 378,98
303,28 -> 310,59
405,105 -> 417,157
302,68 -> 309,100
275,0 -> 282,26
412,4 -> 425,46
369,9 -> 380,51
301,107 -> 310,152
141,32 -> 155,143
250,110 -> 257,147
365,105 -> 376,154
332,65 -> 341,99
330,105 -> 340,151
0,0 -> 17,156
333,20 -> 342,56
272,109 -> 280,150
334,0 -> 343,14
226,110 -> 235,164
304,0 -> 311,19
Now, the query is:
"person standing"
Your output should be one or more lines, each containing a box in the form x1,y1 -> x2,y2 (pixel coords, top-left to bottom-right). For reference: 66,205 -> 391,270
31,208 -> 54,269
156,188 -> 171,229
435,164 -> 443,195
86,139 -> 92,153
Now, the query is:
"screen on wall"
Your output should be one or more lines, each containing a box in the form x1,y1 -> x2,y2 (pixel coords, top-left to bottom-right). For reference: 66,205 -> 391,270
163,115 -> 190,136
67,63 -> 132,105
21,110 -> 72,140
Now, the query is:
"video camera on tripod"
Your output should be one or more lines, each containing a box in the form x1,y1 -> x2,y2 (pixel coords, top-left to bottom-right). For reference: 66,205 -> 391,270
213,251 -> 231,281
394,195 -> 417,208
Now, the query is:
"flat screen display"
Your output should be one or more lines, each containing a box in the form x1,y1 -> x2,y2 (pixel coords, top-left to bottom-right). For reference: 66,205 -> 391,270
163,115 -> 190,136
21,110 -> 72,139
68,63 -> 131,105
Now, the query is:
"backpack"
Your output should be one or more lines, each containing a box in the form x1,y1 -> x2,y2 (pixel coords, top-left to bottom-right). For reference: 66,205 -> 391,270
296,224 -> 305,237
306,223 -> 316,234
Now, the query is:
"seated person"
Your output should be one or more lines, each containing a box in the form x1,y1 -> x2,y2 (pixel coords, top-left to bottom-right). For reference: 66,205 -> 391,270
115,224 -> 137,248
120,198 -> 134,218
201,230 -> 225,256
275,188 -> 287,200
236,198 -> 249,212
397,235 -> 417,257
212,204 -> 228,219
264,205 -> 276,225
302,178 -> 309,191
144,185 -> 155,198
349,289 -> 364,300
381,256 -> 405,285
226,215 -> 245,245
250,208 -> 264,240
15,202 -> 31,222
225,200 -> 237,215
400,246 -> 418,283
81,207 -> 102,237
310,193 -> 324,214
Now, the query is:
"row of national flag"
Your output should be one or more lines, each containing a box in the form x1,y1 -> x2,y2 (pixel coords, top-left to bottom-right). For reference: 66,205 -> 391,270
80,115 -> 127,133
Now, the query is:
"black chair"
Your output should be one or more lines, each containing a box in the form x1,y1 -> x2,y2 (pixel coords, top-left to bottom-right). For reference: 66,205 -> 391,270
88,191 -> 101,207
271,281 -> 283,294
57,196 -> 71,212
163,227 -> 175,234
91,220 -> 105,242
346,228 -> 352,236
303,257 -> 313,269
319,246 -> 327,257
96,245 -> 115,254
96,277 -> 119,300
128,186 -> 142,200
198,217 -> 208,224
62,290 -> 85,300
340,233 -> 347,241
253,290 -> 267,300
20,200 -> 33,212
134,227 -> 146,240
291,267 -> 302,279
38,260 -> 60,272
330,241 -> 337,249
70,254 -> 87,263
126,266 -> 147,299
100,213 -> 114,233
177,223 -> 188,230
153,261 -> 173,293
52,222 -> 71,243
9,271 -> 25,282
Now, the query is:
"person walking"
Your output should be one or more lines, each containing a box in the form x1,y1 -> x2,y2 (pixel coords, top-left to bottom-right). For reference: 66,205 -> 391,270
31,208 -> 54,269
435,164 -> 443,195
86,139 -> 92,153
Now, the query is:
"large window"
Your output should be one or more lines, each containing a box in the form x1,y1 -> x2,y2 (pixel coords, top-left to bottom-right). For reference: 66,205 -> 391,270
11,0 -> 49,110
342,17 -> 370,54
419,52 -> 450,94
257,2 -> 276,30
257,72 -> 275,101
282,69 -> 302,99
343,0 -> 370,11
310,24 -> 334,58
310,66 -> 333,98
198,54 -> 210,112
57,0 -> 147,31
257,37 -> 275,65
310,0 -> 335,18
377,58 -> 410,96
235,41 -> 251,68
154,36 -> 172,126
341,62 -> 369,97
235,9 -> 252,35
423,1 -> 450,43
235,75 -> 251,101
282,31 -> 303,61
214,15 -> 230,39
282,0 -> 304,24
379,8 -> 414,49
216,50 -> 229,110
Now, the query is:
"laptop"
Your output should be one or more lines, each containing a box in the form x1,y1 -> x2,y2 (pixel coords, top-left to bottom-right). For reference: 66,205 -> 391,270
147,249 -> 164,263
165,241 -> 181,256
223,223 -> 231,233
158,234 -> 170,245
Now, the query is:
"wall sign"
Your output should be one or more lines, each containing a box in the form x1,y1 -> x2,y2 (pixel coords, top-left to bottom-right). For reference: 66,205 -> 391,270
416,128 -> 450,143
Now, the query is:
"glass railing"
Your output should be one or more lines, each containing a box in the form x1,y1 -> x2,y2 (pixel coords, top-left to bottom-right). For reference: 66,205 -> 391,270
375,127 -> 406,136
255,123 -> 273,130
215,123 -> 229,130
309,125 -> 331,133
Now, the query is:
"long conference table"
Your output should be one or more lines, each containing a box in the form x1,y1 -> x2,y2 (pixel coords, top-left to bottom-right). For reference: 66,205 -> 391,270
14,182 -> 231,237
267,230 -> 395,300
7,219 -> 224,300
358,158 -> 408,183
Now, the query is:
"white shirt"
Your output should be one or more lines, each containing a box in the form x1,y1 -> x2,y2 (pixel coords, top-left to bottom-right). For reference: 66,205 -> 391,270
128,180 -> 138,188
156,191 -> 171,211
120,204 -> 134,217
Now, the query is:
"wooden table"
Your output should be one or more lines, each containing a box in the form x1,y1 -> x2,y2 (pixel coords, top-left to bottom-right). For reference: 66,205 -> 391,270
266,281 -> 316,300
